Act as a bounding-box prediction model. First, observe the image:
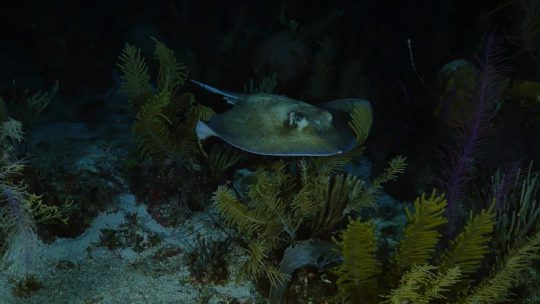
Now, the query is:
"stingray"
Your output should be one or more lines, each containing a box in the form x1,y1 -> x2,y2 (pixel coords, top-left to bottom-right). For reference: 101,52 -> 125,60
192,80 -> 372,156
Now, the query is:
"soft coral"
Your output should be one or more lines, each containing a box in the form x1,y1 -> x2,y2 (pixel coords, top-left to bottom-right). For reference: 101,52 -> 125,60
441,33 -> 507,235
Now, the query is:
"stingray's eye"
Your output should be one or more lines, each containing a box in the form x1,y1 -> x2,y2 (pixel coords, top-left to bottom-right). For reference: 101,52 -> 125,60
293,112 -> 305,122
288,112 -> 305,126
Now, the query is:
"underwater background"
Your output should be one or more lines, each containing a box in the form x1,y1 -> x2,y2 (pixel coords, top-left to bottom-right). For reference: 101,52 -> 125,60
1,0 -> 540,303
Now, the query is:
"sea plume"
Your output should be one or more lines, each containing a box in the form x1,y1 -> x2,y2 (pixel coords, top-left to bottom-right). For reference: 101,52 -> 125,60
441,33 -> 507,235
0,119 -> 39,276
0,183 -> 39,275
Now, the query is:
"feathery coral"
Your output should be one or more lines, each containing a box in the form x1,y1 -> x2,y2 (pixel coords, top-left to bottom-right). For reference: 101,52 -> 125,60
152,37 -> 189,95
458,231 -> 540,303
392,191 -> 447,275
349,103 -> 373,144
118,39 -> 208,159
207,144 -> 242,177
382,265 -> 461,304
335,219 -> 380,302
442,33 -> 506,234
117,43 -> 152,106
439,205 -> 495,276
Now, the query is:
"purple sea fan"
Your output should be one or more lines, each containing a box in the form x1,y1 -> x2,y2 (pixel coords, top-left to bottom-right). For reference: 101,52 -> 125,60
0,182 -> 39,276
441,33 -> 507,234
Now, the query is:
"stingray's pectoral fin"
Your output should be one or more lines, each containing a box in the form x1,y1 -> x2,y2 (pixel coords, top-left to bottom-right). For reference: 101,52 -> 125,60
196,121 -> 218,140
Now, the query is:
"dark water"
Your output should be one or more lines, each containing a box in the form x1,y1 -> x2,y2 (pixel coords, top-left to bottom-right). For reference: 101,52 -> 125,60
0,1 -> 539,303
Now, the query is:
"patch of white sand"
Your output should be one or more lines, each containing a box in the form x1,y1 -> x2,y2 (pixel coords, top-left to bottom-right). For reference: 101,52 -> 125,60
0,193 -> 261,304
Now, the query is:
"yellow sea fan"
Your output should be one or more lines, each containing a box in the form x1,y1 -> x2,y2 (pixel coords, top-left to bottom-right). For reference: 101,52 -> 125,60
208,144 -> 241,177
394,191 -> 447,274
382,265 -> 461,304
350,156 -> 406,212
348,103 -> 373,144
458,231 -> 540,304
152,37 -> 188,95
131,93 -> 176,158
335,219 -> 380,303
438,205 -> 495,276
212,185 -> 267,235
117,43 -> 152,102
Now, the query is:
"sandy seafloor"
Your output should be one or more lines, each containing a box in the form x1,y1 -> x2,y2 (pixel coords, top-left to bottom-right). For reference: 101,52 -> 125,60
0,193 -> 262,303
0,94 -> 263,304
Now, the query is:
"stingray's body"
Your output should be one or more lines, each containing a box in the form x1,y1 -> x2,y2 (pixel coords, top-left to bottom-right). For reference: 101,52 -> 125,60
192,80 -> 372,156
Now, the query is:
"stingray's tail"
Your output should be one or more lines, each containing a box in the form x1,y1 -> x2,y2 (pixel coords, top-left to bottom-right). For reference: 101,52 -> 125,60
190,80 -> 243,105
